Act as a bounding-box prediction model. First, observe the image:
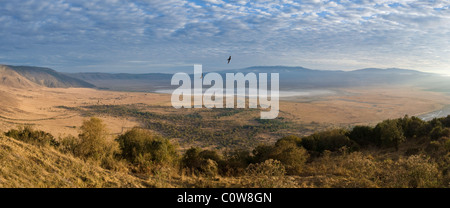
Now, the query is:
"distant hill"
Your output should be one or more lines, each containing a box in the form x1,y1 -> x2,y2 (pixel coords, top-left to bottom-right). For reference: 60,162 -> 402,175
1,65 -> 95,88
0,65 -> 39,88
67,66 -> 444,92
4,64 -> 445,92
67,72 -> 173,92
226,66 -> 438,89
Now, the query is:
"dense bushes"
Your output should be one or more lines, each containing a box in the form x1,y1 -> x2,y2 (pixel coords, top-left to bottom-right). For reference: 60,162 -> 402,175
4,114 -> 450,187
221,150 -> 252,176
76,117 -> 117,161
116,127 -> 178,172
347,125 -> 375,147
5,126 -> 59,147
373,119 -> 405,150
251,137 -> 309,175
303,152 -> 442,188
246,159 -> 285,176
58,135 -> 80,155
181,147 -> 222,176
399,115 -> 428,138
301,129 -> 359,153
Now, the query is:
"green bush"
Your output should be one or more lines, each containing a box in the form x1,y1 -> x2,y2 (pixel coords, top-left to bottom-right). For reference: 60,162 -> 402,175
221,150 -> 252,176
252,145 -> 274,163
58,135 -> 80,155
429,126 -> 450,141
77,117 -> 118,165
116,127 -> 178,171
385,155 -> 441,188
348,125 -> 375,146
181,147 -> 222,176
300,129 -> 359,153
276,135 -> 302,146
252,138 -> 309,175
399,115 -> 427,138
5,126 -> 59,147
246,159 -> 286,177
374,119 -> 405,150
271,139 -> 309,175
200,159 -> 219,177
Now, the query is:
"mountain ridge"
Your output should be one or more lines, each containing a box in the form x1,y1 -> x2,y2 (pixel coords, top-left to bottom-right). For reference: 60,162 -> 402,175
0,65 -> 95,88
64,65 -> 444,92
2,64 -> 445,92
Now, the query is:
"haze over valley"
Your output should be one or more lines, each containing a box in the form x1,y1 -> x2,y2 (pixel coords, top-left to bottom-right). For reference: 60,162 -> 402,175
2,64 -> 450,140
2,0 -> 450,188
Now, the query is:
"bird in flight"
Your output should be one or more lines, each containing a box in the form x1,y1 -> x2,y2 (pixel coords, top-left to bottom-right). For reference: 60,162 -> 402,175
227,56 -> 231,64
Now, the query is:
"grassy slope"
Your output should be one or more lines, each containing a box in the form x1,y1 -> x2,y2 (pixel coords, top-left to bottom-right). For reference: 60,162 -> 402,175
0,135 -> 146,188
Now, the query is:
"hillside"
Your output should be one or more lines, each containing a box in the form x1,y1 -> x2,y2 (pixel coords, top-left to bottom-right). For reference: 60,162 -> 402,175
228,66 -> 440,89
3,64 -> 444,92
0,135 -> 146,188
0,65 -> 39,89
67,72 -> 173,92
1,65 -> 95,88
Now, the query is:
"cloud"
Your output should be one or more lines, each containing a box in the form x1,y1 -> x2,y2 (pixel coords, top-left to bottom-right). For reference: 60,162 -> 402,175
0,0 -> 449,73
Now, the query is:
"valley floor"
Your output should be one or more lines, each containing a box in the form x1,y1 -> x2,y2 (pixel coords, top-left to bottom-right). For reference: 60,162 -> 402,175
0,85 -> 449,144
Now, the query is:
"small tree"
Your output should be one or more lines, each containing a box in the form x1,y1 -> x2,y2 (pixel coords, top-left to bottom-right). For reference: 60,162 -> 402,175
429,126 -> 450,141
374,119 -> 405,151
181,147 -> 222,176
77,117 -> 115,161
300,129 -> 359,153
116,127 -> 178,168
270,139 -> 309,175
348,125 -> 375,146
5,126 -> 59,147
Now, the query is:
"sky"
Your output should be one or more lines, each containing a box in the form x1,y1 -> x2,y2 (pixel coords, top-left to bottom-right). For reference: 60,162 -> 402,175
0,0 -> 449,74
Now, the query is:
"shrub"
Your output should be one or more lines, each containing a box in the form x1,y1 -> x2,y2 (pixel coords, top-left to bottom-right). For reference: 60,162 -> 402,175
444,138 -> 450,152
77,117 -> 117,162
246,159 -> 286,177
252,145 -> 274,163
221,149 -> 252,176
244,159 -> 297,188
374,119 -> 405,150
399,115 -> 427,138
270,139 -> 309,175
348,125 -> 375,146
385,155 -> 441,188
181,147 -> 222,176
252,138 -> 309,175
300,129 -> 359,153
277,135 -> 302,146
5,126 -> 59,147
429,126 -> 450,141
200,159 -> 219,177
58,135 -> 80,155
116,127 -> 178,171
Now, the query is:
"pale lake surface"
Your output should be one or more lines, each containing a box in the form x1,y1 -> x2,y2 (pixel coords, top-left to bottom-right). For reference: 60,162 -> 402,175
418,105 -> 450,121
153,88 -> 335,99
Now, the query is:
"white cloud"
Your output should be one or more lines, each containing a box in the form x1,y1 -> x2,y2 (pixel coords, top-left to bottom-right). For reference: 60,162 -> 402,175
0,0 -> 449,72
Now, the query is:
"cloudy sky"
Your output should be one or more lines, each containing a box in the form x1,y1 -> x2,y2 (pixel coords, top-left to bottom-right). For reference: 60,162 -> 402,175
0,0 -> 449,73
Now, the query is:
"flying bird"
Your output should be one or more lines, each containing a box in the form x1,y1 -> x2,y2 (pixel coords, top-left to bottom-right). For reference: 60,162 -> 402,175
227,56 -> 231,64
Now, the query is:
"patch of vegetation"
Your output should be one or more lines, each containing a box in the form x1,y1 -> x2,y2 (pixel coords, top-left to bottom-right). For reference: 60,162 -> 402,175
116,127 -> 178,173
59,104 -> 297,149
5,126 -> 59,147
5,113 -> 450,187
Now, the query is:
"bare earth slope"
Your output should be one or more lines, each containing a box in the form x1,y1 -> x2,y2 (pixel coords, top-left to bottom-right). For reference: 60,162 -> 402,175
0,135 -> 146,188
0,65 -> 39,89
1,65 -> 95,88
